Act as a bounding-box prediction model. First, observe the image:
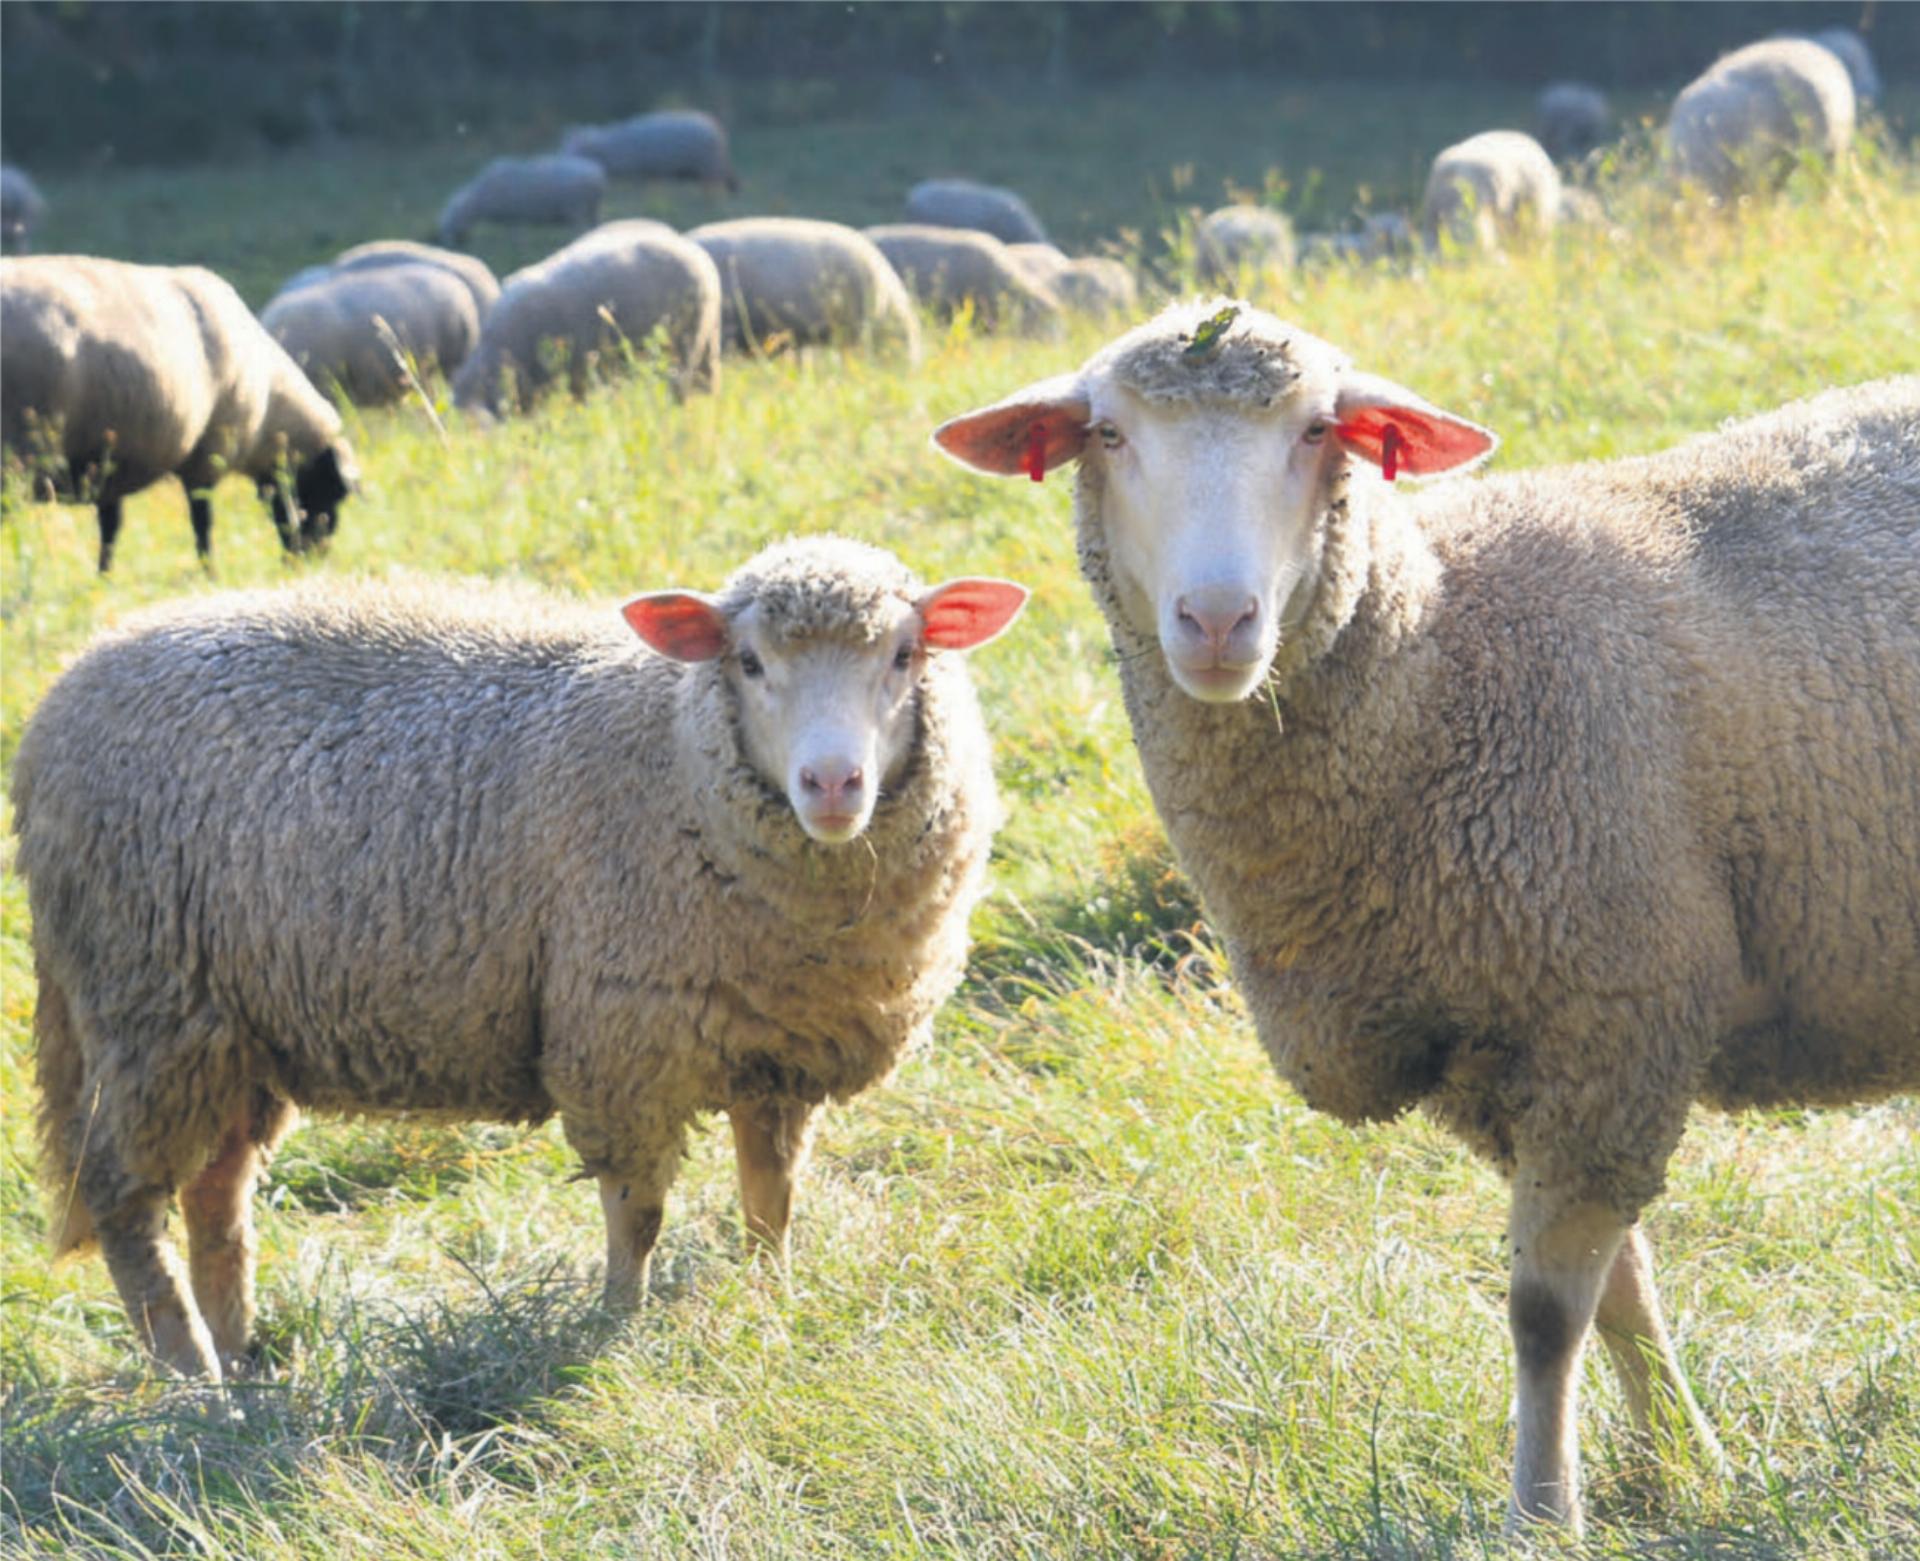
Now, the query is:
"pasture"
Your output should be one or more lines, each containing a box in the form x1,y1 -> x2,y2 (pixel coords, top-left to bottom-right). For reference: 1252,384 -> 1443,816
3,78 -> 1919,1558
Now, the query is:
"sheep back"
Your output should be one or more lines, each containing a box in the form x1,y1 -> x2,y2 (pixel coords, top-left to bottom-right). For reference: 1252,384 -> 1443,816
263,262 -> 482,405
904,178 -> 1048,245
1669,38 -> 1855,200
328,240 -> 502,317
562,110 -> 737,188
1535,82 -> 1611,163
1195,206 -> 1296,288
1419,131 -> 1561,251
688,216 -> 919,357
437,155 -> 607,247
864,224 -> 1062,336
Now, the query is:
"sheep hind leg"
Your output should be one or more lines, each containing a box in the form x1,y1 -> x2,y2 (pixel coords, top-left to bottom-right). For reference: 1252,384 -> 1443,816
1595,1225 -> 1726,1475
187,491 -> 214,567
729,1098 -> 820,1268
94,496 -> 123,574
180,1093 -> 296,1372
1506,1183 -> 1628,1535
83,1149 -> 222,1381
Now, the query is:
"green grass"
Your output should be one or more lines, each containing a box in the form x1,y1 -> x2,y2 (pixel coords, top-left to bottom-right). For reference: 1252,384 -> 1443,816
4,85 -> 1919,1558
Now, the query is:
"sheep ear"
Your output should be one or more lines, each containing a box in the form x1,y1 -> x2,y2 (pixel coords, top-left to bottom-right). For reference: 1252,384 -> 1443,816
1334,371 -> 1497,479
621,592 -> 728,661
917,578 -> 1030,651
932,374 -> 1091,480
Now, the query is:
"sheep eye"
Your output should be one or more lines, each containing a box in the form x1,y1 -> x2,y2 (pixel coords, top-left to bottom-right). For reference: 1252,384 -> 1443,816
893,644 -> 915,672
1303,420 -> 1331,445
738,649 -> 764,679
1094,420 -> 1124,449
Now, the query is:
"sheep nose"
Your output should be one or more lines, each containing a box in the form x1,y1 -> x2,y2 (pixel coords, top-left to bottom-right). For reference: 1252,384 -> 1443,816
1175,591 -> 1260,660
798,761 -> 864,808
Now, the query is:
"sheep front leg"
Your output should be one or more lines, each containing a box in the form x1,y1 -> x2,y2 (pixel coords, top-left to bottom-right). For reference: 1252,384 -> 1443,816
94,495 -> 123,574
594,1146 -> 683,1313
1595,1225 -> 1726,1473
1506,1180 -> 1629,1534
728,1098 -> 819,1266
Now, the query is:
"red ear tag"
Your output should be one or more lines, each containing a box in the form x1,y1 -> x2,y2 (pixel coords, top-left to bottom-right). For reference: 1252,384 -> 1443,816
1381,423 -> 1404,482
1024,420 -> 1047,483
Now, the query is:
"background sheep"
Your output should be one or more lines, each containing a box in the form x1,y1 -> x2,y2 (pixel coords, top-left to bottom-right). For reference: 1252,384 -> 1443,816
865,223 -> 1062,337
1194,205 -> 1296,289
1812,27 -> 1881,105
1,255 -> 354,571
1534,82 -> 1612,164
262,262 -> 483,406
687,216 -> 919,358
437,153 -> 607,248
1051,255 -> 1138,317
450,219 -> 721,417
16,538 -> 1028,1379
325,239 -> 502,315
934,299 -> 1919,1534
1420,130 -> 1561,251
1300,212 -> 1417,267
903,177 -> 1049,245
2,164 -> 47,253
562,108 -> 739,191
1668,38 -> 1855,202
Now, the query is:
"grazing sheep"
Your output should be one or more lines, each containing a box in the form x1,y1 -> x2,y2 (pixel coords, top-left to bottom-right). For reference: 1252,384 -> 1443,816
562,109 -> 739,191
1,256 -> 355,571
1812,27 -> 1881,105
263,262 -> 483,405
1005,241 -> 1071,289
1194,206 -> 1296,289
437,154 -> 607,247
687,217 -> 919,358
1535,82 -> 1612,163
904,177 -> 1049,245
2,164 -> 47,253
450,220 -> 722,417
1052,256 -> 1138,318
935,298 -> 1920,1533
325,239 -> 502,316
1669,38 -> 1855,202
865,224 -> 1062,336
17,537 -> 1030,1380
1420,130 -> 1561,252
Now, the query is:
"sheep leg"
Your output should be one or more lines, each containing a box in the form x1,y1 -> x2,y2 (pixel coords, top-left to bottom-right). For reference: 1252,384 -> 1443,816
1594,1225 -> 1726,1472
84,1155 -> 222,1381
187,491 -> 214,565
595,1151 -> 680,1313
179,1095 -> 294,1371
94,496 -> 123,574
1506,1184 -> 1628,1534
728,1098 -> 819,1266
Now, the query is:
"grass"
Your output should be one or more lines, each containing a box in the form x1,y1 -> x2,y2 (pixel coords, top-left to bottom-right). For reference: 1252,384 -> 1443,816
4,81 -> 1919,1558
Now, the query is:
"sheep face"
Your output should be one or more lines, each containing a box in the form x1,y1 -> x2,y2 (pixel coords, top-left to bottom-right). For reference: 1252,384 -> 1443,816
624,578 -> 1025,843
933,302 -> 1495,703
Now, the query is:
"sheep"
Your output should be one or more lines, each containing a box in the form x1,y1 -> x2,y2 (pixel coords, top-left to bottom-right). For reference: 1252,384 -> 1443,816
324,239 -> 502,316
1668,38 -> 1855,202
904,177 -> 1049,245
686,217 -> 919,359
437,154 -> 606,248
934,297 -> 1920,1534
15,536 -> 1030,1381
1051,256 -> 1138,318
262,262 -> 482,406
1005,241 -> 1071,290
2,164 -> 47,253
864,224 -> 1062,337
1535,82 -> 1612,163
1299,212 -> 1417,267
1812,27 -> 1880,106
1420,130 -> 1561,252
1,255 -> 355,572
1194,205 -> 1296,289
562,109 -> 739,191
450,220 -> 722,417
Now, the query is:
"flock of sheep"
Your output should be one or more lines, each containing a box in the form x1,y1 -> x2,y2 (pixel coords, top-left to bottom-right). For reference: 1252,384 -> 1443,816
3,24 -> 1916,1543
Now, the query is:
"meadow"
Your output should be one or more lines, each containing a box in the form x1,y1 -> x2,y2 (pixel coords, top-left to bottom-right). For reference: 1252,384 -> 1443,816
3,79 -> 1919,1558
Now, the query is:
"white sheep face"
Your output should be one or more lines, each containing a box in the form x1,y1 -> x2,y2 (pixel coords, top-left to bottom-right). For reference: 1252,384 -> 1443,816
622,578 -> 1028,844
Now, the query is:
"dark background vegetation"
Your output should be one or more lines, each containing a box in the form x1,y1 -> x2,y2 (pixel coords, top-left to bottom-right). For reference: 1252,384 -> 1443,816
2,0 -> 1910,170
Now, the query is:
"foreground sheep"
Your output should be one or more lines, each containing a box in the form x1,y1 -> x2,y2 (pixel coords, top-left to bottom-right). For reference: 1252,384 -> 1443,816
563,109 -> 739,190
865,224 -> 1061,336
437,154 -> 607,247
688,217 -> 919,358
1669,38 -> 1855,201
1,256 -> 354,571
18,538 -> 1029,1379
1535,82 -> 1611,163
936,299 -> 1919,1533
1194,206 -> 1296,289
451,220 -> 721,416
2,164 -> 46,252
1420,130 -> 1561,251
904,177 -> 1048,245
263,262 -> 483,405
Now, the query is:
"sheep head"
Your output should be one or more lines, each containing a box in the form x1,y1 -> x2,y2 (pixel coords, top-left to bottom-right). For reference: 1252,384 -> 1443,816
934,298 -> 1495,703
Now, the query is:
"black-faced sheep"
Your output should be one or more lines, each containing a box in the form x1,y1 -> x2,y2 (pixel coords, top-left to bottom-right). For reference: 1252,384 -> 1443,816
1,255 -> 355,572
437,154 -> 607,248
16,537 -> 1029,1380
687,217 -> 919,358
562,109 -> 739,192
1668,38 -> 1855,202
935,298 -> 1919,1534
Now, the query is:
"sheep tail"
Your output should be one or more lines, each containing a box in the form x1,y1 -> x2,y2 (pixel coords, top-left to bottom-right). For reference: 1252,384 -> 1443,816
33,968 -> 98,1258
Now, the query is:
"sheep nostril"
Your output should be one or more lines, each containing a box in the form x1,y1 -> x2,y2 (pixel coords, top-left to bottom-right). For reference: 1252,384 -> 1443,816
799,766 -> 821,795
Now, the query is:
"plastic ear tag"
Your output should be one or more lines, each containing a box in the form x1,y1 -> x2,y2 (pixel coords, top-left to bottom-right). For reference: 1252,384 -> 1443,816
1025,421 -> 1048,483
1381,424 -> 1405,482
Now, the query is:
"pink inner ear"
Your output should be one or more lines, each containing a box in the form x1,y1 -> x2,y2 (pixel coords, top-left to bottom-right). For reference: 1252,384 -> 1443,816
620,593 -> 728,661
919,578 -> 1030,650
1335,405 -> 1494,477
933,377 -> 1091,478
